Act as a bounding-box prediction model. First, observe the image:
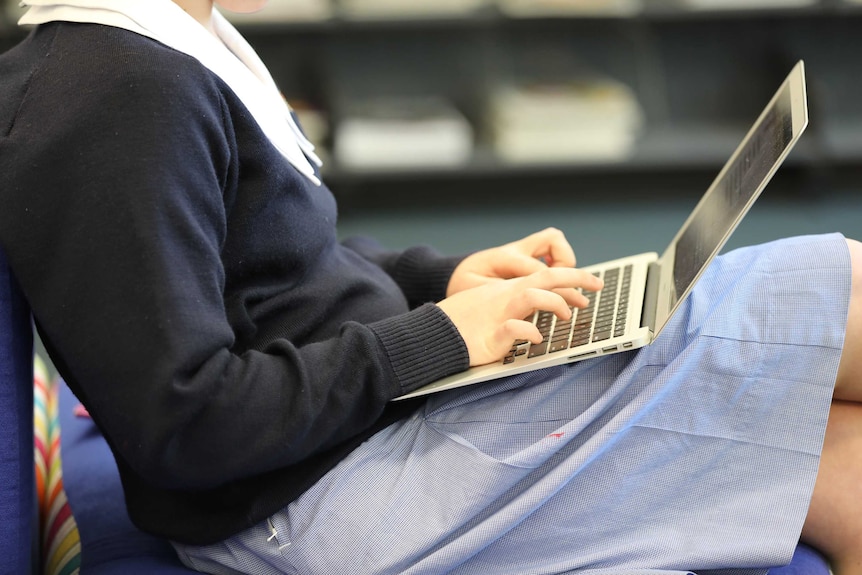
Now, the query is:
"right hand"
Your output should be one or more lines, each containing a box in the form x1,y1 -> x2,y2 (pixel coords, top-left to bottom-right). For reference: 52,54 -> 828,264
436,267 -> 604,367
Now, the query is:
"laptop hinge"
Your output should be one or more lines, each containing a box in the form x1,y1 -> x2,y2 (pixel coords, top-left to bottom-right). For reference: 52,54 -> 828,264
640,261 -> 661,332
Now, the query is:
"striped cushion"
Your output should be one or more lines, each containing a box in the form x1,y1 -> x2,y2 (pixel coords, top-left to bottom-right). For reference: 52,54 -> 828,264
34,355 -> 82,575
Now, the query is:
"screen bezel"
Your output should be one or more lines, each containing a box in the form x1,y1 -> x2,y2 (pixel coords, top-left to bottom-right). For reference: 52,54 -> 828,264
651,60 -> 809,337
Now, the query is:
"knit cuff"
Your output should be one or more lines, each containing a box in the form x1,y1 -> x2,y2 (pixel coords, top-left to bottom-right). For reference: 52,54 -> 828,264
370,303 -> 470,394
386,247 -> 466,308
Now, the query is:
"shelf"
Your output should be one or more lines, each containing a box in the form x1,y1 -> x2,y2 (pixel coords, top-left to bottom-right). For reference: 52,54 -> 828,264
4,1 -> 862,37
4,0 -> 861,203
224,0 -> 862,33
639,0 -> 855,20
5,1 -> 862,38
319,121 -> 830,185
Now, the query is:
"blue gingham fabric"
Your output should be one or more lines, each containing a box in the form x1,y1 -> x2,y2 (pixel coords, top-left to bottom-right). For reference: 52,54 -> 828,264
173,233 -> 850,575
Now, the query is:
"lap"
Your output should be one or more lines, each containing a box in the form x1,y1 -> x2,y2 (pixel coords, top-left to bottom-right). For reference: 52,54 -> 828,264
175,233 -> 852,575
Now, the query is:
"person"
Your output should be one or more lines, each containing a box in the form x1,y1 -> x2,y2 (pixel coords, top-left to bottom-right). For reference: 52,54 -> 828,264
0,1 -> 860,573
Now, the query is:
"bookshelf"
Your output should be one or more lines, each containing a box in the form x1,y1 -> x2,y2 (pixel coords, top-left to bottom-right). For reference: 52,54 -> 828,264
4,0 -> 862,204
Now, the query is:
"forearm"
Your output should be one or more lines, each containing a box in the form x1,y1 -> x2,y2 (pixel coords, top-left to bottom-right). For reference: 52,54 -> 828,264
341,236 -> 467,307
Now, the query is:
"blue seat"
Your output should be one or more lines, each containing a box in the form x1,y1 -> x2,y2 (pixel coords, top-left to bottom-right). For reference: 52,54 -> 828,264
0,243 -> 832,575
1,244 -> 37,574
0,244 -> 195,575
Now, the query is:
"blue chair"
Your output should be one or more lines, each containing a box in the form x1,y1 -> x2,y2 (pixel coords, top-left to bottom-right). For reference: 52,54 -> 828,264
0,243 -> 832,574
1,246 -> 38,574
1,245 -> 195,575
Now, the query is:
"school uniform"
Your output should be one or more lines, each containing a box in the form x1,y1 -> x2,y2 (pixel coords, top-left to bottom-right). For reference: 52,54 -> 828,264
0,2 -> 850,573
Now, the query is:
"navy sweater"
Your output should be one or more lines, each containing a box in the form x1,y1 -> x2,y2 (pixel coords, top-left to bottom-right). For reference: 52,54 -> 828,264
0,23 -> 470,544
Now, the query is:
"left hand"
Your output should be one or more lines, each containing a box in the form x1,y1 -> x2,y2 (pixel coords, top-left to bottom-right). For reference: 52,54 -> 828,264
447,227 -> 577,297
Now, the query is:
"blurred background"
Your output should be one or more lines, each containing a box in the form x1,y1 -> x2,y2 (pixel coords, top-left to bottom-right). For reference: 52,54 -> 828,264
3,0 -> 862,264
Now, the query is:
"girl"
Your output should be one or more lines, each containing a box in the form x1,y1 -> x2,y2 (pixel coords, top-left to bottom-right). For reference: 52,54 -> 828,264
1,1 -> 860,573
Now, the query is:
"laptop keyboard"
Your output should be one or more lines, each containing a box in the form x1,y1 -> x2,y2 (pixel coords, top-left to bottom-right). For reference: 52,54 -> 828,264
503,264 -> 633,364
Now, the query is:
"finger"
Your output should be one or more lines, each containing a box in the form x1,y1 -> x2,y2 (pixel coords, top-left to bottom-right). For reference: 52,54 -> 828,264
508,287 -> 573,322
521,267 -> 604,293
545,230 -> 576,268
554,287 -> 590,308
498,318 -> 543,346
519,228 -> 576,268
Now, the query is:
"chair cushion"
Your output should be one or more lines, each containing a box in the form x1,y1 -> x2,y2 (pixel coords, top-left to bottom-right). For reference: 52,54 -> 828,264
767,543 -> 831,575
57,380 -> 196,574
34,356 -> 82,575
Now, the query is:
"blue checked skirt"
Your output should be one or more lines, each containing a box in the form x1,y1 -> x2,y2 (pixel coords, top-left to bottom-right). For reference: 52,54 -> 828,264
173,233 -> 851,575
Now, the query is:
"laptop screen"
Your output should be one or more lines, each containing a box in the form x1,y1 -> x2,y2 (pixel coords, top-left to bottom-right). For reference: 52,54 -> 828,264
671,75 -> 800,302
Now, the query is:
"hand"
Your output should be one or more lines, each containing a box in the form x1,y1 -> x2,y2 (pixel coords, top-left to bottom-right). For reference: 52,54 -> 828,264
447,228 -> 576,297
437,267 -> 604,367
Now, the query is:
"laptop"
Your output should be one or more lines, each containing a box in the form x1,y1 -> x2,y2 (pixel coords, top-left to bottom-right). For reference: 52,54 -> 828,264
396,60 -> 809,401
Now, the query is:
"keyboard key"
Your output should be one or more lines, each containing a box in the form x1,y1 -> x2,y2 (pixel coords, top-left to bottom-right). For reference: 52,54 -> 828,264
528,341 -> 549,358
592,330 -> 611,342
549,340 -> 570,353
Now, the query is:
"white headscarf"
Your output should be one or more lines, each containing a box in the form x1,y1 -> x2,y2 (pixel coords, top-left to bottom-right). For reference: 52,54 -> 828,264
19,0 -> 323,185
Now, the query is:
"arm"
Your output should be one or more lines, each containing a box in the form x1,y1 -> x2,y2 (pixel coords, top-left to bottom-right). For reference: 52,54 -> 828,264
0,34 -> 468,491
340,235 -> 466,308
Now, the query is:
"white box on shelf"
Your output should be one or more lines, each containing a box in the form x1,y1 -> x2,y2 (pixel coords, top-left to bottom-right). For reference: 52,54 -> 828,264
498,0 -> 641,18
681,0 -> 816,10
489,79 -> 644,163
334,98 -> 474,170
339,0 -> 489,19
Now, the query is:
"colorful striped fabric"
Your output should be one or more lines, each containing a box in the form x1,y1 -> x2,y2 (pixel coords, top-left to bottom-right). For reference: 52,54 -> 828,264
34,356 -> 82,575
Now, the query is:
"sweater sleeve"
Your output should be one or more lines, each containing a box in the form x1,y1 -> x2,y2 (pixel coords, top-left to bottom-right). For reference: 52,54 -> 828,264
0,27 -> 469,492
341,235 -> 467,307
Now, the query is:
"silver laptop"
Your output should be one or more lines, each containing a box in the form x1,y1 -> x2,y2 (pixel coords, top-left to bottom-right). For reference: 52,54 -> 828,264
396,60 -> 809,401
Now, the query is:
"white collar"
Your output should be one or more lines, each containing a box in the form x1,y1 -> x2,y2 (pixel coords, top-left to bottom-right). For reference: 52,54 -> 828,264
19,0 -> 323,185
